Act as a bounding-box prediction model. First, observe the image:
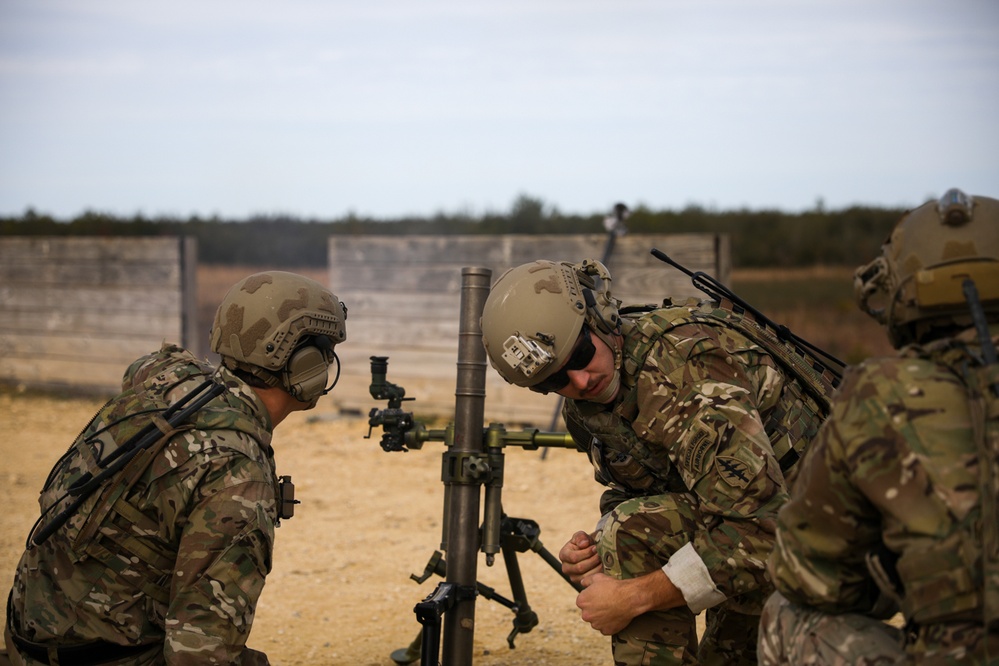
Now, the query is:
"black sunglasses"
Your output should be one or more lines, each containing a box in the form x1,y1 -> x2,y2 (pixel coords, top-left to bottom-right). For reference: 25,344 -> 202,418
531,327 -> 596,393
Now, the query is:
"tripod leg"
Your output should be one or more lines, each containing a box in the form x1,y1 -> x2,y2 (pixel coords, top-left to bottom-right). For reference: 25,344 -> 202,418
501,543 -> 538,649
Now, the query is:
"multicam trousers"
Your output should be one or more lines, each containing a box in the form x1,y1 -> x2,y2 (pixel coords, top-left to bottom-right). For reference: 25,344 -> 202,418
595,495 -> 759,666
758,591 -> 904,666
759,591 -> 999,665
3,630 -> 271,666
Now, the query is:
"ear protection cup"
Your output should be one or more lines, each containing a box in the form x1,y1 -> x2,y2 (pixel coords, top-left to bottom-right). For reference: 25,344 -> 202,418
283,345 -> 330,404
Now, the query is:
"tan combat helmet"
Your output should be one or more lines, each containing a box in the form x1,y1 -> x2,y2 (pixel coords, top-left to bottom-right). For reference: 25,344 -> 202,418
211,271 -> 348,407
854,188 -> 999,347
480,259 -> 621,393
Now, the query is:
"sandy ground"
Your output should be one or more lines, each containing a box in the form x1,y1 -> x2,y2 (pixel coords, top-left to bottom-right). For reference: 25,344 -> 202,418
0,387 -> 614,665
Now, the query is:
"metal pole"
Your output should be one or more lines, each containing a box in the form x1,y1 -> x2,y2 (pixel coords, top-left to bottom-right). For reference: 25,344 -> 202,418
441,266 -> 491,665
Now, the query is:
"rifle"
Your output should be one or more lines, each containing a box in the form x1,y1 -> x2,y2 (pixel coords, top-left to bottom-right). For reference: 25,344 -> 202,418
651,247 -> 846,380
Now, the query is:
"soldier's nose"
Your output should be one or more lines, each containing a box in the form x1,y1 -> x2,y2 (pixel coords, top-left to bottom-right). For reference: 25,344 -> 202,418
566,369 -> 589,391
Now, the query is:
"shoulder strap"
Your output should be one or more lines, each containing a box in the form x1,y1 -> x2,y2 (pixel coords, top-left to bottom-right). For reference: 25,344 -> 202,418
957,279 -> 999,635
965,360 -> 999,634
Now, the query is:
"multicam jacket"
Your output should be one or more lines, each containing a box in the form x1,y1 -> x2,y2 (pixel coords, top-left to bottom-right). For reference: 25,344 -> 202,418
564,299 -> 832,613
769,324 -> 999,661
7,344 -> 279,665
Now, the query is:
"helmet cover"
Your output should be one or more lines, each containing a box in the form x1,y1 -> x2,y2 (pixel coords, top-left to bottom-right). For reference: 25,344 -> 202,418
480,259 -> 620,390
210,271 -> 347,399
854,188 -> 999,346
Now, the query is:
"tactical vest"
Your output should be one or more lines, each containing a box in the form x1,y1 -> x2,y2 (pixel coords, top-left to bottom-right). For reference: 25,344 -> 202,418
34,356 -> 273,605
564,298 -> 838,503
884,334 -> 999,628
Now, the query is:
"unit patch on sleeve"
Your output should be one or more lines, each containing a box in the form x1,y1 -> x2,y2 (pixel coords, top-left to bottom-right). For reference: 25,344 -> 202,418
715,455 -> 753,491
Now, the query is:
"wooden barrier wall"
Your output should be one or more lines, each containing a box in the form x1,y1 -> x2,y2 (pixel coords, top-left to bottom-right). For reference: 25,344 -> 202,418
0,237 -> 198,394
0,233 -> 727,427
327,233 -> 729,426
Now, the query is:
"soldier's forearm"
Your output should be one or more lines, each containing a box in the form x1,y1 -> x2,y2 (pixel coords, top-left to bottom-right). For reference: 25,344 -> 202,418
632,568 -> 687,614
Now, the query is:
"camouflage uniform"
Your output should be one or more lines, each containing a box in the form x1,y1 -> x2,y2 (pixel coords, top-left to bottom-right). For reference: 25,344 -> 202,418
564,298 -> 831,665
762,324 -> 999,665
5,344 -> 280,666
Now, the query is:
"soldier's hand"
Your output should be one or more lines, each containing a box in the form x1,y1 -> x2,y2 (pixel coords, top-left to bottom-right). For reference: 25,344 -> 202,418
577,569 -> 686,636
559,530 -> 601,584
576,573 -> 636,636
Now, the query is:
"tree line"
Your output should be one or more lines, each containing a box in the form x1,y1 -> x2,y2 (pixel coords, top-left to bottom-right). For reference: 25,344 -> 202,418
0,195 -> 906,269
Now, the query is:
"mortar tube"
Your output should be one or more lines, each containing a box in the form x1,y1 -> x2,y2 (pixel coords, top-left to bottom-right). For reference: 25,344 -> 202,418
441,266 -> 491,665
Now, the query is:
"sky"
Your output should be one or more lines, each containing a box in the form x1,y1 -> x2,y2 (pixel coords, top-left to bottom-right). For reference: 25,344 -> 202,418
1,0 -> 997,221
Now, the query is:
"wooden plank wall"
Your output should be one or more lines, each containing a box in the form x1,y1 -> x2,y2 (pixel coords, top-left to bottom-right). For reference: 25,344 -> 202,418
0,237 -> 198,394
327,233 -> 729,426
0,233 -> 726,425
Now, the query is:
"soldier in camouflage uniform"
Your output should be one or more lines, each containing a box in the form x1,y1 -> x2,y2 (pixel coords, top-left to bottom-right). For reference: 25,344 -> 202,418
3,271 -> 347,666
479,258 -> 838,665
761,188 -> 999,665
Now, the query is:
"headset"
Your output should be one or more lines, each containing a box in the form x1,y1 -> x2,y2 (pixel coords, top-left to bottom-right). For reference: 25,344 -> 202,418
283,334 -> 341,404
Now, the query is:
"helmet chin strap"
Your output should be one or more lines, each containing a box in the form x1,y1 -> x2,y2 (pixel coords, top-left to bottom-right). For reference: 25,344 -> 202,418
590,369 -> 621,404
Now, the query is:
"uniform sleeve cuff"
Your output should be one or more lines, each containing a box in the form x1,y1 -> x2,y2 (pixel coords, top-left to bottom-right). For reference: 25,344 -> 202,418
662,542 -> 727,613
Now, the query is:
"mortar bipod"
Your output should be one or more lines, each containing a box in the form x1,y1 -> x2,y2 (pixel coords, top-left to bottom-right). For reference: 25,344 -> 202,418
390,513 -> 584,665
366,362 -> 583,663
